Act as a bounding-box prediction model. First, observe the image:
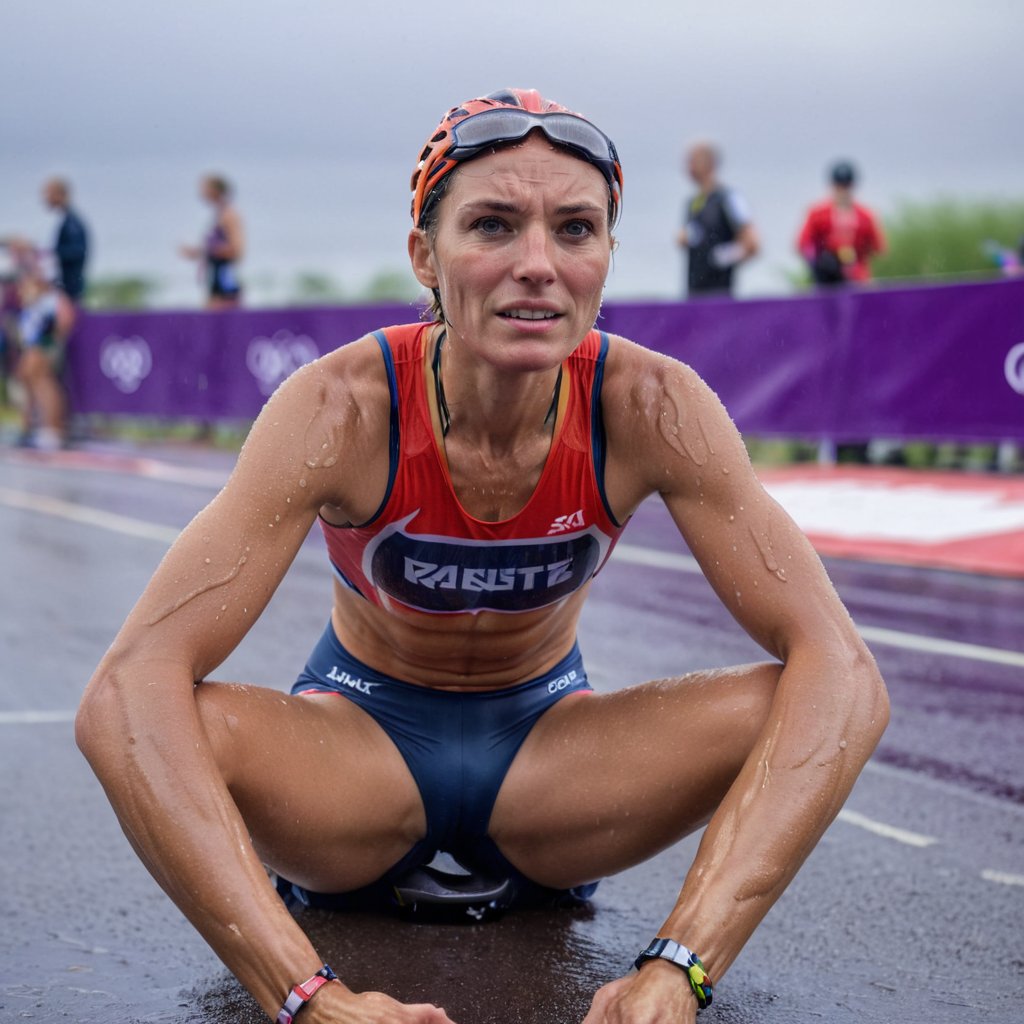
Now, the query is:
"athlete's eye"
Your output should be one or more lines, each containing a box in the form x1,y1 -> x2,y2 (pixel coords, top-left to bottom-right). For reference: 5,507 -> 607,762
562,219 -> 595,239
473,216 -> 507,235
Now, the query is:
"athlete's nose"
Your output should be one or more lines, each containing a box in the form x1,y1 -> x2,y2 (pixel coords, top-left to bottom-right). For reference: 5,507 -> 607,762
513,222 -> 557,285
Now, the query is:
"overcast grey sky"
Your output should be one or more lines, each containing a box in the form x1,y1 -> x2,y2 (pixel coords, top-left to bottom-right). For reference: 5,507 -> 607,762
2,0 -> 1022,304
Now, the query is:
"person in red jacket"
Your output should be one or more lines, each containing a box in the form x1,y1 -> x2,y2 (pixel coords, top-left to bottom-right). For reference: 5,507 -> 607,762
797,161 -> 885,285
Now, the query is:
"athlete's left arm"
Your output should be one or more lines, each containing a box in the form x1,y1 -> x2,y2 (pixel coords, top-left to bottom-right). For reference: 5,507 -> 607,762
599,344 -> 889,1014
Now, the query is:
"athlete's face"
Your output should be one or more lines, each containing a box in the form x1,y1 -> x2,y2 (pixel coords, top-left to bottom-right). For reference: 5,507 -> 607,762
409,133 -> 613,373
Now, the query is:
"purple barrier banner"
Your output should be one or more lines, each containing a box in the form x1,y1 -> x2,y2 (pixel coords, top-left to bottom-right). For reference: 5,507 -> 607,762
65,304 -> 415,420
599,278 -> 1024,441
66,280 -> 1024,441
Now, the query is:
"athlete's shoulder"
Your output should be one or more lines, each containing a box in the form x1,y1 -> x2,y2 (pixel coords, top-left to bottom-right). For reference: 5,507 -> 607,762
597,334 -> 730,513
600,333 -> 706,424
237,330 -> 396,516
262,331 -> 393,433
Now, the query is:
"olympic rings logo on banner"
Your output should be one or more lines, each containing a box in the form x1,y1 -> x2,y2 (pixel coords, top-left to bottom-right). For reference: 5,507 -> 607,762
99,335 -> 153,394
1005,341 -> 1024,396
245,330 -> 320,396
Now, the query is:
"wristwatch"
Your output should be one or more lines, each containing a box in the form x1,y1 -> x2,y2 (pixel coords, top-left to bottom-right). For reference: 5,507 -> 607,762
634,938 -> 713,1009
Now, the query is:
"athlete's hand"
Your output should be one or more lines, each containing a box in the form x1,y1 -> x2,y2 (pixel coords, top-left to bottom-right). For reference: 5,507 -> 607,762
304,983 -> 458,1024
581,964 -> 696,1024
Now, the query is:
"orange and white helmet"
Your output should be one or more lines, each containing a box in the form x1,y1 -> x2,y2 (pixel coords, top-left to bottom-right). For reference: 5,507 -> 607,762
410,88 -> 623,227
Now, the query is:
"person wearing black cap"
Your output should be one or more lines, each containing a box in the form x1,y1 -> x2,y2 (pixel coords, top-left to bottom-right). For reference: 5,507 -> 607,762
797,160 -> 885,286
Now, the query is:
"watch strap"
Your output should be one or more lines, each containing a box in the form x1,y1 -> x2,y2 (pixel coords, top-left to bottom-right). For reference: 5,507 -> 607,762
276,964 -> 338,1024
634,938 -> 713,1009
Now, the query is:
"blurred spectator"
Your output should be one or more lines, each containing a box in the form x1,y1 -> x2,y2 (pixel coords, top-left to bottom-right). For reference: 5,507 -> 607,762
1,239 -> 41,396
981,238 -> 1022,277
677,142 -> 759,298
1,237 -> 36,314
180,174 -> 245,309
10,266 -> 75,450
797,161 -> 885,286
42,177 -> 89,302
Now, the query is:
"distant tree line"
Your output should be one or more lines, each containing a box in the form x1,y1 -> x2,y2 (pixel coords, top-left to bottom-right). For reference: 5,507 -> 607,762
84,267 -> 420,310
873,197 -> 1024,282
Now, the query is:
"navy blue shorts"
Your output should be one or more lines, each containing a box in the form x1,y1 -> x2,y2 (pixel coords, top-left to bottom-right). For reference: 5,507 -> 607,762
277,622 -> 599,911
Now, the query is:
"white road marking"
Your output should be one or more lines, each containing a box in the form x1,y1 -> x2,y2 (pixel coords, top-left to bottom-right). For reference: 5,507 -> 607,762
980,869 -> 1024,887
611,543 -> 1024,669
3,489 -> 1023,670
836,808 -> 938,848
0,710 -> 75,725
856,625 -> 1024,670
2,447 -> 229,489
0,487 -> 180,544
863,760 -> 1024,817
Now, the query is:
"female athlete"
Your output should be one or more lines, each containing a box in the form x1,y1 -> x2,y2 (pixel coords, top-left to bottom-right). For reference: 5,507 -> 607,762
77,89 -> 888,1024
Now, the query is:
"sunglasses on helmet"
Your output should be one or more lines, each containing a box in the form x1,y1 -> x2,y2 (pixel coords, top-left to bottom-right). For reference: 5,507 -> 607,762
441,108 -> 623,193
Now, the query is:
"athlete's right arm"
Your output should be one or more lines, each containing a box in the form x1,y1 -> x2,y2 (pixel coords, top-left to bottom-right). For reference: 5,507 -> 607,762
75,340 -> 455,1024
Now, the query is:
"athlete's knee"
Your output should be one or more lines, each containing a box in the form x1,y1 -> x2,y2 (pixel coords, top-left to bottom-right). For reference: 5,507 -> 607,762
695,661 -> 779,756
751,659 -> 783,700
193,683 -> 245,783
734,660 -> 781,727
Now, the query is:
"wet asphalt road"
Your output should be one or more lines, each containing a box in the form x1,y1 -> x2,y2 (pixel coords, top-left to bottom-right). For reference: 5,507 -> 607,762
1,444 -> 1022,1023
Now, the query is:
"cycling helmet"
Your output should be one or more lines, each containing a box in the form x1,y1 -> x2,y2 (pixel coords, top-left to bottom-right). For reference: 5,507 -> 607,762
410,88 -> 623,227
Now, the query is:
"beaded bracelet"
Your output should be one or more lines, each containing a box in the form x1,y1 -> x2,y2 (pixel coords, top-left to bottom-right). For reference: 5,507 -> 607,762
276,964 -> 338,1024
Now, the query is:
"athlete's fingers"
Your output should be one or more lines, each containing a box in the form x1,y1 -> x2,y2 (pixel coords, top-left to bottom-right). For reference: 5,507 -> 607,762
579,970 -> 696,1024
580,976 -> 628,1023
400,1002 -> 457,1023
320,989 -> 459,1023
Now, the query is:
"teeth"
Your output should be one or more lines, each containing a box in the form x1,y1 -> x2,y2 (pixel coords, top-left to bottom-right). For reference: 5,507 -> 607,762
502,309 -> 558,320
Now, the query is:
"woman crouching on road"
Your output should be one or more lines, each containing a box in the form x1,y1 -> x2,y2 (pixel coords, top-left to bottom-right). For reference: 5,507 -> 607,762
77,89 -> 888,1024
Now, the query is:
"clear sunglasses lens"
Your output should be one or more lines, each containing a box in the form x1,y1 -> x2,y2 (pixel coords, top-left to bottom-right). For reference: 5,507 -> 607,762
542,115 -> 610,158
453,110 -> 611,163
453,111 -> 533,149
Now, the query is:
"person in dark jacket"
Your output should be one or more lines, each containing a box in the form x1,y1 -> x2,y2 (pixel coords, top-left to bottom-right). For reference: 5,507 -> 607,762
677,142 -> 759,298
42,178 -> 89,302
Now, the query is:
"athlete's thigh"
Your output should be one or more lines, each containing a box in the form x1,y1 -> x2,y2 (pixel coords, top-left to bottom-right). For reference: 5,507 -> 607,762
16,346 -> 44,380
195,682 -> 426,893
489,662 -> 780,888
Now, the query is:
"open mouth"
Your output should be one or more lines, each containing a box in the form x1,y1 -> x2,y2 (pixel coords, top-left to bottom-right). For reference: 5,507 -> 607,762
499,309 -> 560,320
